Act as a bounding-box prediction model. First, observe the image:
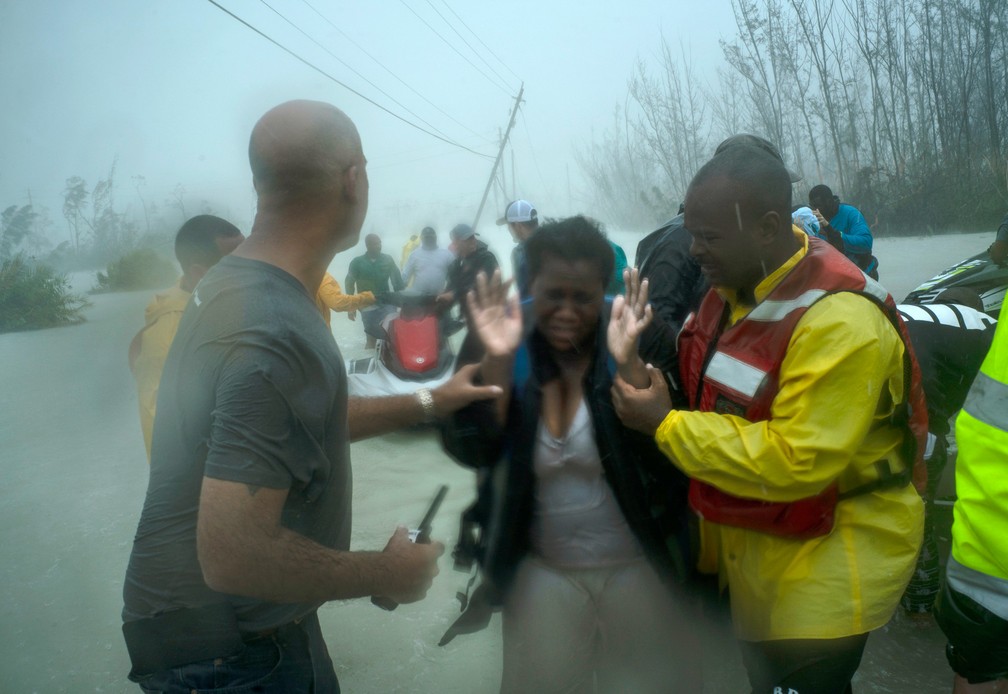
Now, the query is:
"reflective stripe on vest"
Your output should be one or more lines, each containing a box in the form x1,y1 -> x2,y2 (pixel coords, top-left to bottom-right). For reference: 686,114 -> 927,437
862,274 -> 889,303
962,371 -> 1008,432
705,352 -> 768,399
747,289 -> 828,322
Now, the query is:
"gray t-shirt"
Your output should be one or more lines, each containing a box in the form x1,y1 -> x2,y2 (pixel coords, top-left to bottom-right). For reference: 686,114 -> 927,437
403,246 -> 454,294
123,255 -> 351,632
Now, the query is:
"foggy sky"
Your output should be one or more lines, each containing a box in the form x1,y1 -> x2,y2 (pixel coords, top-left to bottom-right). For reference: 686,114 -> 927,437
0,0 -> 735,242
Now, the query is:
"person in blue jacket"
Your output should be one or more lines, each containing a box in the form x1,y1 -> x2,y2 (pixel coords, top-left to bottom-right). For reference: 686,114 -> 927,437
809,184 -> 879,279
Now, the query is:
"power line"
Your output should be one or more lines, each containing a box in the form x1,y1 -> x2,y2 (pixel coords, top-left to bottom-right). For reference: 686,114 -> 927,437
258,0 -> 455,144
422,0 -> 516,94
205,0 -> 493,159
297,0 -> 491,143
438,0 -> 522,85
397,0 -> 513,96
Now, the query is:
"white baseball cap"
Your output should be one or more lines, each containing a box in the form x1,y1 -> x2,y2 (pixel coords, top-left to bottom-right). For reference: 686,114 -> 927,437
496,199 -> 538,226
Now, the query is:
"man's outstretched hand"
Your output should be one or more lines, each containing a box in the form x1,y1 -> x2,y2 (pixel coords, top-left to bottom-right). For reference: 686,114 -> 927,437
611,363 -> 674,436
431,362 -> 503,418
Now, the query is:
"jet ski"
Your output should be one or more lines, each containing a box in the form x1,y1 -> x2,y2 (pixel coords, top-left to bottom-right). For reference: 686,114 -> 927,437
346,291 -> 457,397
903,250 -> 1006,318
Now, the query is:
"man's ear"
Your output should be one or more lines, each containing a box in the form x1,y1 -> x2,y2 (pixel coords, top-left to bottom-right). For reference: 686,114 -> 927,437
190,262 -> 212,280
754,210 -> 782,245
181,262 -> 210,292
342,164 -> 360,202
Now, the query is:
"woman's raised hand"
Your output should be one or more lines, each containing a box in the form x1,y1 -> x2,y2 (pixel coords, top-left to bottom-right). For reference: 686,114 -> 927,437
466,268 -> 522,358
607,267 -> 653,368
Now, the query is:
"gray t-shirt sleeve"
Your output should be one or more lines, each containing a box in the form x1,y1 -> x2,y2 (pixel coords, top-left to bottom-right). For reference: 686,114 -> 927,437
203,358 -> 300,490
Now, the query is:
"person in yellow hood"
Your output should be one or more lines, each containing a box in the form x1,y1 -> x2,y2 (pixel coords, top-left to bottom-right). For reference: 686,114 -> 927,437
127,215 -> 244,460
609,146 -> 924,693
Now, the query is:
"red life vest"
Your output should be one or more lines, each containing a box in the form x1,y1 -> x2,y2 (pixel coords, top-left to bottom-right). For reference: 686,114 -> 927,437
678,238 -> 928,538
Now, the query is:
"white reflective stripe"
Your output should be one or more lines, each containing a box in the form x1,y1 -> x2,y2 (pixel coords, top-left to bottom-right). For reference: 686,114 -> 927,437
747,289 -> 828,322
705,351 -> 768,399
861,274 -> 889,302
962,371 -> 1008,432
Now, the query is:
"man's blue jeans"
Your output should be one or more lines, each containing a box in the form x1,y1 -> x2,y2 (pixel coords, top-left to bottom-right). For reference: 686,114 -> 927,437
130,611 -> 339,693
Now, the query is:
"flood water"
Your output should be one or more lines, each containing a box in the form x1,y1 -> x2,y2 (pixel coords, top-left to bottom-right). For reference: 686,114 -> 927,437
0,229 -> 992,692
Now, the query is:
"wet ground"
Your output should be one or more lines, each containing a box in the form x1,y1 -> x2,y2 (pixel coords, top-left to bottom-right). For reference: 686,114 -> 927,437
0,230 -> 990,692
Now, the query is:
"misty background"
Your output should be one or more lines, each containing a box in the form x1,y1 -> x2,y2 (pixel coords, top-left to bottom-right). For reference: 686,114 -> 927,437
2,1 -> 1006,691
3,0 -> 1005,276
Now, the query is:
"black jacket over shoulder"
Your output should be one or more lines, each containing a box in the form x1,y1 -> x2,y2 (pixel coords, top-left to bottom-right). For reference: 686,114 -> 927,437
634,214 -> 707,380
440,305 -> 691,603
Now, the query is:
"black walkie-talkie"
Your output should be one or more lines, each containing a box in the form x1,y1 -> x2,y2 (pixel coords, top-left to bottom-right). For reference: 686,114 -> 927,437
371,485 -> 448,611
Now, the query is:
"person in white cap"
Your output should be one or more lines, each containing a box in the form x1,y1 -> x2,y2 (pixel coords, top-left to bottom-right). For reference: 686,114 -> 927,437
496,199 -> 539,298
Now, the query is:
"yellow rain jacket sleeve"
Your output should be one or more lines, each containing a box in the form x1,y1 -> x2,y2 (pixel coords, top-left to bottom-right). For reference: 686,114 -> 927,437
131,282 -> 189,462
315,273 -> 375,326
655,239 -> 924,641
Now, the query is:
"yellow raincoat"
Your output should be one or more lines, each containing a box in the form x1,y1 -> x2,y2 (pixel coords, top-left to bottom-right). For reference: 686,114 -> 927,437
315,272 -> 375,327
656,235 -> 924,641
129,281 -> 189,461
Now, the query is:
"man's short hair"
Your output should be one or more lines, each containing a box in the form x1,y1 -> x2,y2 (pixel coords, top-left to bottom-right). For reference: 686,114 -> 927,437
174,215 -> 242,271
715,134 -> 801,182
525,215 -> 613,288
808,184 -> 835,202
690,146 -> 793,227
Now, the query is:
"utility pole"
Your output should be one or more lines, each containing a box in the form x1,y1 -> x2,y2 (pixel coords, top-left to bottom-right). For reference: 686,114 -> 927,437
472,84 -> 524,230
498,127 -> 507,197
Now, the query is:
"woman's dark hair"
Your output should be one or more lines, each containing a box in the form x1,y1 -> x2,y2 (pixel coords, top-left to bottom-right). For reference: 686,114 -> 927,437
525,215 -> 614,289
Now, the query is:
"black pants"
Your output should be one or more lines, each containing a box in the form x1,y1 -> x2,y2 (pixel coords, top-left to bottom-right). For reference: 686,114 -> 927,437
739,632 -> 870,694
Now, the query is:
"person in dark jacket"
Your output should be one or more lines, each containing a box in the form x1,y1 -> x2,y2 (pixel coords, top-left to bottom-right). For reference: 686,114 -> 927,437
897,289 -> 997,620
440,215 -> 700,693
437,223 -> 499,327
635,210 -> 706,379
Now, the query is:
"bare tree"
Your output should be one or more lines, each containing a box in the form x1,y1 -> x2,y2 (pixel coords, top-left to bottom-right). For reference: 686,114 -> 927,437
133,175 -> 151,234
628,36 -> 711,202
579,0 -> 1007,235
167,184 -> 187,222
573,107 -> 663,229
62,177 -> 89,254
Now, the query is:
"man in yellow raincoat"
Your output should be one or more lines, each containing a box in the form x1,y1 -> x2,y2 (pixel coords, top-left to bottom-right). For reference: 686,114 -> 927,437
611,145 -> 924,693
128,216 -> 244,461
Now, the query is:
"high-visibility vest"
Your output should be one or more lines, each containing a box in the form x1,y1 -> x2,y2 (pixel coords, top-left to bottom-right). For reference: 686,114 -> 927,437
951,316 -> 1008,580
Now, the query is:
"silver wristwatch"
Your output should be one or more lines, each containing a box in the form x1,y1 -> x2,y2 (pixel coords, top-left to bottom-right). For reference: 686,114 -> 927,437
415,387 -> 436,422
